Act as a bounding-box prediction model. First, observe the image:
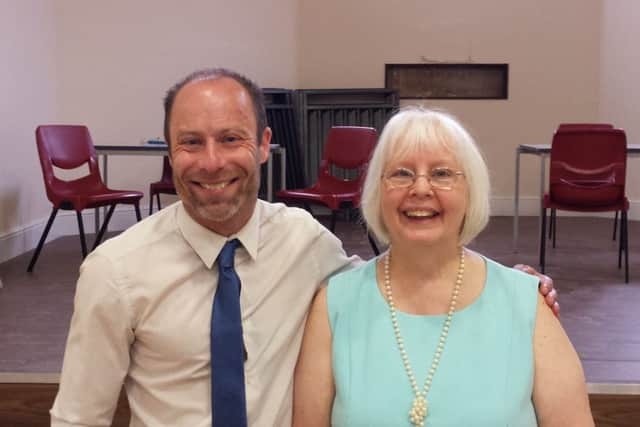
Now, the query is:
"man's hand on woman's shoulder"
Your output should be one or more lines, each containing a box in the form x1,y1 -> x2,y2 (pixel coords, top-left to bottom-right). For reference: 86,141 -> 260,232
513,264 -> 560,317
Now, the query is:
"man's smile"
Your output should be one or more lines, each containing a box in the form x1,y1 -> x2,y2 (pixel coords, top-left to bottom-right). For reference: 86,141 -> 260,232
198,179 -> 235,191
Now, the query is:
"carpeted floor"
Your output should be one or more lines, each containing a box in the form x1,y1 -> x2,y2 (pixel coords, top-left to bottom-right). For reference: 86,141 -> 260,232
0,215 -> 639,384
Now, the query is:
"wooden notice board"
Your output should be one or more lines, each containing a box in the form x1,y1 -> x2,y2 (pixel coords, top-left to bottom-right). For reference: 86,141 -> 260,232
385,63 -> 508,99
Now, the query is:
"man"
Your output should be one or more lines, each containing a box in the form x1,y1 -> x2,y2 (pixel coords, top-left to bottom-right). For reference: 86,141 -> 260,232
51,68 -> 557,426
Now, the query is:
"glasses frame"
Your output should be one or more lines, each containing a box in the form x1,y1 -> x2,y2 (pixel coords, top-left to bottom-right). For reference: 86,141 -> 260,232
383,166 -> 465,191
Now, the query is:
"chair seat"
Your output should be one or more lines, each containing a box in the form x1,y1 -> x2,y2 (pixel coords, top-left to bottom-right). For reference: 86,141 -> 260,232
77,189 -> 143,210
278,190 -> 360,210
277,173 -> 363,210
544,194 -> 629,213
52,185 -> 142,210
551,178 -> 623,207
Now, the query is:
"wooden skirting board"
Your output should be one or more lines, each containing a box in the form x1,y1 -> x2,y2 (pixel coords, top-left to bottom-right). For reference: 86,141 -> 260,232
0,383 -> 638,426
0,383 -> 129,427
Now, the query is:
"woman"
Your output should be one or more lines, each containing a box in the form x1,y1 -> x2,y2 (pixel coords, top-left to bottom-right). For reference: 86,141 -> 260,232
293,108 -> 593,426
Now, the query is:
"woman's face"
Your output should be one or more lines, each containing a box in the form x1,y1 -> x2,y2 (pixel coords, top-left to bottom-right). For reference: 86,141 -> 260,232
380,143 -> 468,249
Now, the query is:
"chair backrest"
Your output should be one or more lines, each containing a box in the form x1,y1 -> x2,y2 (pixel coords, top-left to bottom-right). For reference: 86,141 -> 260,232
35,125 -> 104,207
323,126 -> 378,172
557,123 -> 614,131
550,128 -> 627,207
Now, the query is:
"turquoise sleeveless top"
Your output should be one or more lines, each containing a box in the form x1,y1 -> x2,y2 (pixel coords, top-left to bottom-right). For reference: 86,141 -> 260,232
327,256 -> 539,426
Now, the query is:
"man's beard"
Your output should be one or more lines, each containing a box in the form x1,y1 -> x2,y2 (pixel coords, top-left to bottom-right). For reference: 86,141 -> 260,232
176,169 -> 260,226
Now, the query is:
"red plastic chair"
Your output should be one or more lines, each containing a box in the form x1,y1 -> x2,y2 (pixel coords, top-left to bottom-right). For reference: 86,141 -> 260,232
550,124 -> 620,241
27,125 -> 143,272
149,156 -> 177,215
539,128 -> 629,282
276,126 -> 379,254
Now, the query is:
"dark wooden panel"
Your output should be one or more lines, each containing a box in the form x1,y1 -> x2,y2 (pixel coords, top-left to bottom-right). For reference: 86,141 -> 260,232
385,63 -> 508,99
1,382 -> 639,426
590,394 -> 640,427
0,383 -> 130,427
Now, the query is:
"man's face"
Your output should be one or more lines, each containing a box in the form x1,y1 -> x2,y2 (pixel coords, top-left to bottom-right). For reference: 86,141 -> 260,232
168,77 -> 271,235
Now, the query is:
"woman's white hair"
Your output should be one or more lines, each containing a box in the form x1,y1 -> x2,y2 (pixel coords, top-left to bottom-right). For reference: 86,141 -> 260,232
361,106 -> 490,246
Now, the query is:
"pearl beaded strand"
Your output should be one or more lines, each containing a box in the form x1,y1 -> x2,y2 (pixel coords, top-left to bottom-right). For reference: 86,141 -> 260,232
383,247 -> 465,427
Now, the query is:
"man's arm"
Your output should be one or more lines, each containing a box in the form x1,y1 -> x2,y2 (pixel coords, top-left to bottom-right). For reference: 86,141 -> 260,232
51,253 -> 134,427
513,264 -> 560,316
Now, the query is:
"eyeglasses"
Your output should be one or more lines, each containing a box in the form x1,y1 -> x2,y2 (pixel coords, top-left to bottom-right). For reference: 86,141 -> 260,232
383,166 -> 465,190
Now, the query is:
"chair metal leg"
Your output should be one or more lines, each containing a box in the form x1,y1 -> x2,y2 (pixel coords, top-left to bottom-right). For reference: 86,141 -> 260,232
613,210 -> 619,241
616,210 -> 628,281
156,194 -> 162,212
329,210 -> 337,232
134,203 -> 142,221
623,211 -> 629,283
148,191 -> 154,216
551,209 -> 557,248
548,209 -> 554,240
76,211 -> 88,258
92,204 -> 116,250
618,214 -> 623,269
27,208 -> 59,272
539,207 -> 547,273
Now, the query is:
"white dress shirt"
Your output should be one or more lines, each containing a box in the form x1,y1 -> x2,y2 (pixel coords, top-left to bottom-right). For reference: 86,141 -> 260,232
50,200 -> 356,427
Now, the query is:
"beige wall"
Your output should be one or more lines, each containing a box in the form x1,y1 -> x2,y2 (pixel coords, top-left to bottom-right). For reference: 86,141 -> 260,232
0,0 -> 57,249
54,0 -> 298,198
600,0 -> 640,203
0,0 -> 298,260
298,0 -> 602,213
3,0 -> 639,261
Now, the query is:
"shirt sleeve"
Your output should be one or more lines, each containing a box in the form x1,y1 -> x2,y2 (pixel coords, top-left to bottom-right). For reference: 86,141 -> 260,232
311,221 -> 362,290
50,253 -> 135,426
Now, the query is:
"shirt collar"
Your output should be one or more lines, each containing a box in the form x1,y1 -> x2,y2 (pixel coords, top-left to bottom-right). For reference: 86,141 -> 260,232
177,201 -> 261,268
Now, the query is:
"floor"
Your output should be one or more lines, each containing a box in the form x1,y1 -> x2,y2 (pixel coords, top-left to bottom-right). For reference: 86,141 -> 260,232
1,215 -> 639,385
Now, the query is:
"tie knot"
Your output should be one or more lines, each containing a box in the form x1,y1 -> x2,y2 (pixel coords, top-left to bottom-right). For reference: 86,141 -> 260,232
218,239 -> 240,269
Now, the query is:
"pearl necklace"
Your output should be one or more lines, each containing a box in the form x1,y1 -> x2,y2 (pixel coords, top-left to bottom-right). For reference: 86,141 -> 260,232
383,247 -> 465,427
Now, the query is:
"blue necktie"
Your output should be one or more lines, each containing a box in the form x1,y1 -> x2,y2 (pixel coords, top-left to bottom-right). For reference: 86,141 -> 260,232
211,239 -> 247,427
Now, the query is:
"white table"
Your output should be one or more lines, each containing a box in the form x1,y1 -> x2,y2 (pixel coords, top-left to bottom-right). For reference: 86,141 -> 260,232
94,143 -> 286,231
513,143 -> 640,251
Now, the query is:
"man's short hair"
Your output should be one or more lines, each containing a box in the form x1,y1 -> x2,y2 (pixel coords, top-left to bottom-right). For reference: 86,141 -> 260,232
163,68 -> 267,145
361,106 -> 490,246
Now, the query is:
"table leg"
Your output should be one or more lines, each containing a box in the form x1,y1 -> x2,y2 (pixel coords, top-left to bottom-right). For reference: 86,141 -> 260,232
513,148 -> 521,252
538,155 -> 547,255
